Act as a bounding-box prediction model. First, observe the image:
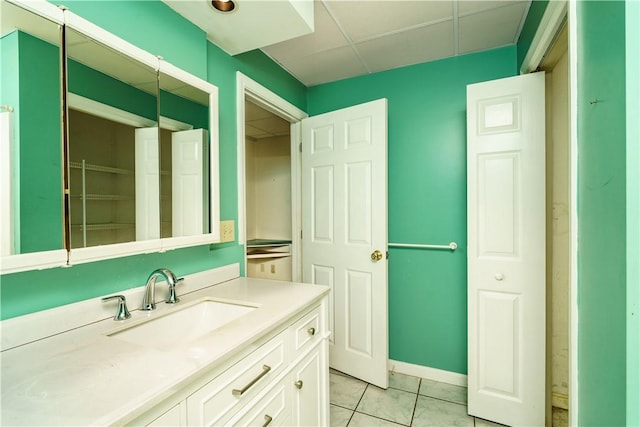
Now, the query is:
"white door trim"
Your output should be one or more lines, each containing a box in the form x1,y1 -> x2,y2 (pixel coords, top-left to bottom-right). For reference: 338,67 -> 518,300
520,1 -> 568,75
568,3 -> 579,424
236,72 -> 307,281
521,3 -> 577,423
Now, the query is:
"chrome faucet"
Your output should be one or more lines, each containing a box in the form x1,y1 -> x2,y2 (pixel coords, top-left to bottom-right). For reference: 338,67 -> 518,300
141,268 -> 183,311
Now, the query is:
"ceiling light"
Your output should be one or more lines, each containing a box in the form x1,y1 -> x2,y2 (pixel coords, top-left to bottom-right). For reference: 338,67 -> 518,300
211,0 -> 236,13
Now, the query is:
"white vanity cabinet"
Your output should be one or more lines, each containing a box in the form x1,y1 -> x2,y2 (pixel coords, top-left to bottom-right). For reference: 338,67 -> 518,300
140,303 -> 328,427
147,402 -> 187,427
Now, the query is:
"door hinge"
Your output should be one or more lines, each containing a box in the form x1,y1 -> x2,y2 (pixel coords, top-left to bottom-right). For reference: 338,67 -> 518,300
300,229 -> 303,239
299,142 -> 302,153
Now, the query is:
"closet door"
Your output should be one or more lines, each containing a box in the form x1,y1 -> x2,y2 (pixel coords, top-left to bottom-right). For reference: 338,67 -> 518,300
135,127 -> 160,240
466,72 -> 545,426
172,129 -> 208,237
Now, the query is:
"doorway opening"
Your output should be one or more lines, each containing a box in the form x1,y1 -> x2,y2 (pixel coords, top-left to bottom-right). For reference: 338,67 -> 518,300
236,72 -> 307,282
541,22 -> 570,427
244,100 -> 293,281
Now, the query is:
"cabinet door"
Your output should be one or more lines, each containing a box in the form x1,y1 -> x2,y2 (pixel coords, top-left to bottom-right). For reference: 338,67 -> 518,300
228,375 -> 292,427
292,348 -> 326,426
186,331 -> 287,426
147,402 -> 186,427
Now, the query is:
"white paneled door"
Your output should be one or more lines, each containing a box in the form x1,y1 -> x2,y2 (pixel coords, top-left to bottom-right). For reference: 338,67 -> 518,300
135,127 -> 160,241
172,129 -> 209,237
302,99 -> 388,389
467,72 -> 545,426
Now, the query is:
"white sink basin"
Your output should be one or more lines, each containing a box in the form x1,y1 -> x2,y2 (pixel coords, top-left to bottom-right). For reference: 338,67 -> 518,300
108,298 -> 257,350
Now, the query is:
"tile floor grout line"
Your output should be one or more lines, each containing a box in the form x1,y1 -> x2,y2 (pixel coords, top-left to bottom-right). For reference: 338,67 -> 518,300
418,393 -> 468,407
352,410 -> 410,426
348,383 -> 415,427
408,378 -> 421,427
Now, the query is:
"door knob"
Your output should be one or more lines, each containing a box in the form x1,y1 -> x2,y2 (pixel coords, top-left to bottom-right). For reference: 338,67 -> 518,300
371,250 -> 383,261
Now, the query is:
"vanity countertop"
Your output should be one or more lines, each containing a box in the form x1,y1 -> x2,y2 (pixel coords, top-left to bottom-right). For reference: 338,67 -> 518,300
0,276 -> 329,426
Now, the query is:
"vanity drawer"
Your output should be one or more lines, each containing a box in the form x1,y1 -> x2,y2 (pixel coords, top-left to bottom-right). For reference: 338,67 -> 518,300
290,306 -> 322,358
186,330 -> 288,426
226,375 -> 292,427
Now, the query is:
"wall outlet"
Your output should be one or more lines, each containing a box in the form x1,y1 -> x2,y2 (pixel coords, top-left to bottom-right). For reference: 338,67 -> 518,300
220,220 -> 235,243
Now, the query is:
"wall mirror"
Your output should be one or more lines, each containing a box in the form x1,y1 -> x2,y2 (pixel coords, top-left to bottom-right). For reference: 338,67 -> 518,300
158,67 -> 211,239
63,12 -> 220,263
65,26 -> 159,249
0,0 -> 68,273
1,2 -> 220,273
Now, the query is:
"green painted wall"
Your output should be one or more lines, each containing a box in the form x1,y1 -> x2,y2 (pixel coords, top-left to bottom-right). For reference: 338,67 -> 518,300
516,0 -> 549,71
576,1 -> 627,425
0,31 -> 63,254
626,0 -> 640,424
206,44 -> 307,223
52,0 -> 207,79
0,1 -> 306,320
1,32 -> 21,253
68,60 -> 157,121
160,90 -> 208,132
307,46 -> 517,374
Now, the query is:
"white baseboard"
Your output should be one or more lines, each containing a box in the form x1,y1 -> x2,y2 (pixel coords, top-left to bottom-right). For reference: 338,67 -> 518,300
388,359 -> 468,387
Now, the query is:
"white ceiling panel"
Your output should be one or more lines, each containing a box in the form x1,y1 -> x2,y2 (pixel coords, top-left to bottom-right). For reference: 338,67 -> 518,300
325,0 -> 454,42
356,20 -> 455,73
280,45 -> 369,87
245,101 -> 290,140
163,0 -> 314,55
458,2 -> 529,53
173,0 -> 534,87
458,0 -> 523,16
262,2 -> 348,61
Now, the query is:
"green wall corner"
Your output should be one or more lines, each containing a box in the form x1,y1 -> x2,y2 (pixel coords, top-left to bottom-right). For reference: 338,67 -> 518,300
577,1 -> 627,425
17,32 -> 63,253
626,0 -> 640,424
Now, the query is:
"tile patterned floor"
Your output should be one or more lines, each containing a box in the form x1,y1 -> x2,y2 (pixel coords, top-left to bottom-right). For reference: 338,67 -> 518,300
329,370 -> 569,427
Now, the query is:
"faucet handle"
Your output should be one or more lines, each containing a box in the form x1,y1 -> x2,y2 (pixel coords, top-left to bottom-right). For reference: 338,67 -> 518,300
166,277 -> 184,304
102,295 -> 132,321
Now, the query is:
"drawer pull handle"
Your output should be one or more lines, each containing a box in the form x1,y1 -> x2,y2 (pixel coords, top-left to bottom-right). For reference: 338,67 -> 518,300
232,365 -> 271,396
307,327 -> 316,336
294,380 -> 303,389
262,415 -> 273,427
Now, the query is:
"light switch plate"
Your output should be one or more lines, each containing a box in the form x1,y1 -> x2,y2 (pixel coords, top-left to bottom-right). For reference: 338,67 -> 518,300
220,220 -> 235,243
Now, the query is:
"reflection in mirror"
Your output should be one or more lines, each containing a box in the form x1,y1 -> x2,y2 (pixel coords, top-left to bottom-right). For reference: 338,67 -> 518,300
158,70 -> 210,238
65,28 -> 159,249
0,0 -> 63,256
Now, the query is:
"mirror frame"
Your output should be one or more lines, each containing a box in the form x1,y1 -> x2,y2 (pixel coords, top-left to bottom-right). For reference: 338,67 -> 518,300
0,0 -> 220,273
63,11 -> 220,266
157,60 -> 220,251
0,0 -> 67,274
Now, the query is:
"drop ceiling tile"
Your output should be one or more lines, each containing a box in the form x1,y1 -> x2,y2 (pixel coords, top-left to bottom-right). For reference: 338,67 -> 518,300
246,124 -> 269,139
263,2 -> 348,61
356,20 -> 454,73
458,1 -> 525,16
245,101 -> 275,121
325,0 -> 453,42
249,117 -> 290,135
458,2 -> 528,54
280,46 -> 368,87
